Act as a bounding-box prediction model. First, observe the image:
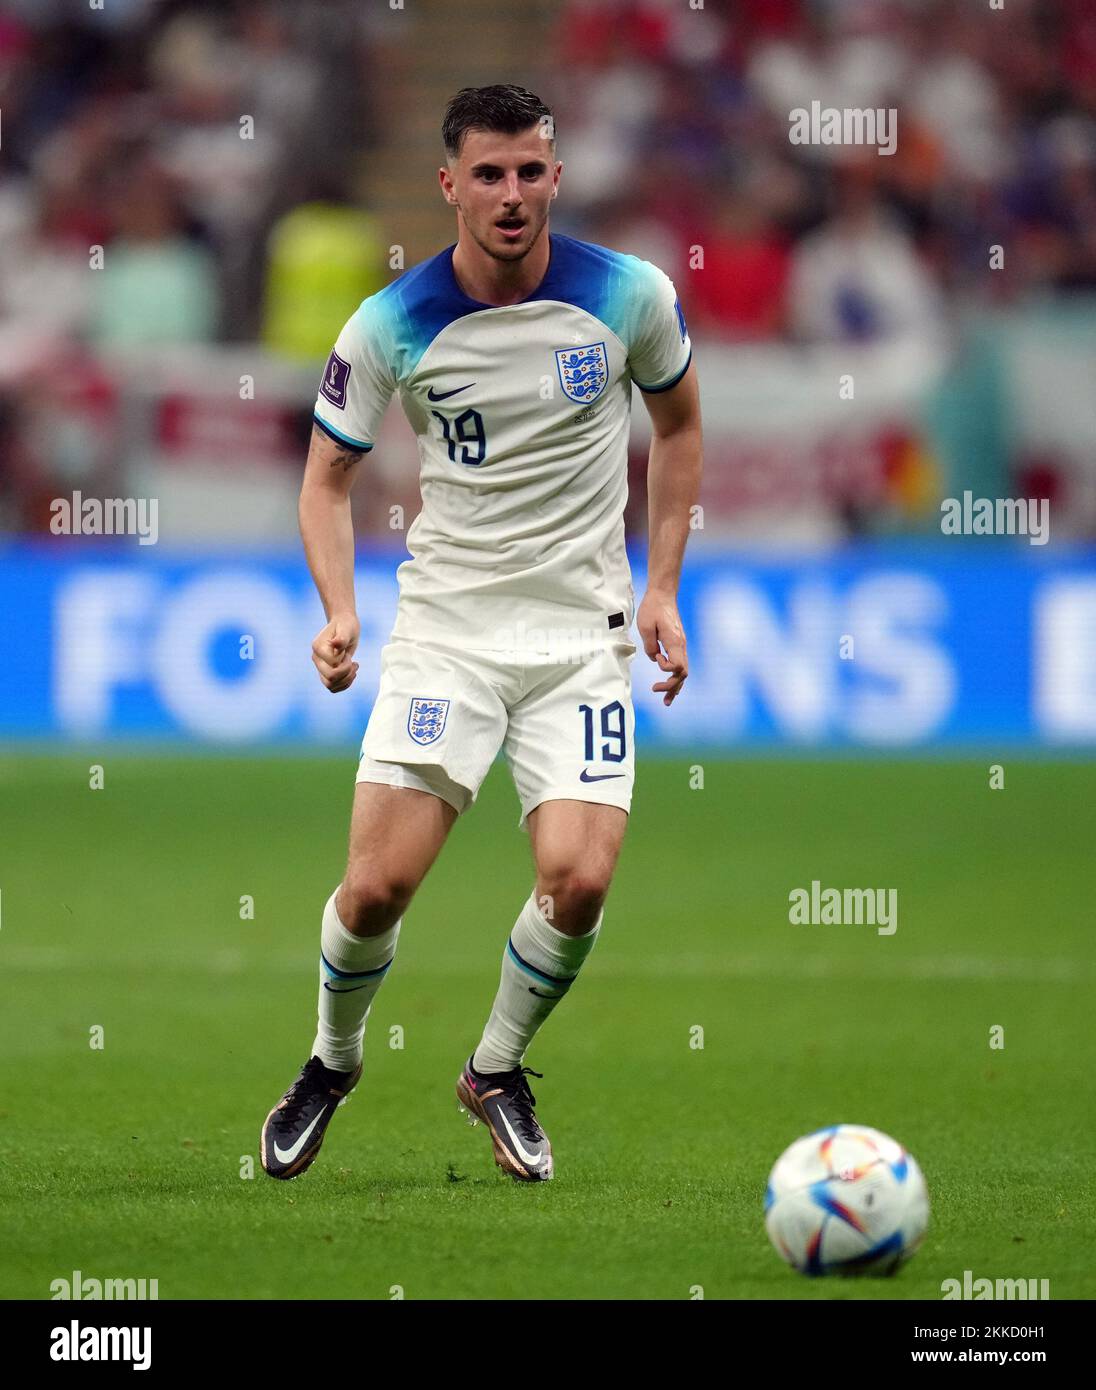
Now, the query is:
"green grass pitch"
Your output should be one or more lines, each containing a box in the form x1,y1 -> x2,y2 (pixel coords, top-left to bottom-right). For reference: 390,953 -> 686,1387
1,753 -> 1093,1300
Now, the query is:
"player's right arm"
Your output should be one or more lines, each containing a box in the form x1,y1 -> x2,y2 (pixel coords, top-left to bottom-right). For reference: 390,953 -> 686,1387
299,424 -> 366,693
303,297 -> 397,692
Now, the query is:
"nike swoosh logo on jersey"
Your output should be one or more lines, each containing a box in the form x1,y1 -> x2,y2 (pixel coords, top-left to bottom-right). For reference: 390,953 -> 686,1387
323,982 -> 368,993
528,987 -> 563,999
427,383 -> 475,400
579,770 -> 625,782
497,1109 -> 543,1168
272,1105 -> 328,1164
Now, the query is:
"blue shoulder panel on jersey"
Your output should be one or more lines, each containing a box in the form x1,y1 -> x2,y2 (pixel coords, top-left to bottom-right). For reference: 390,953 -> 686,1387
359,234 -> 658,379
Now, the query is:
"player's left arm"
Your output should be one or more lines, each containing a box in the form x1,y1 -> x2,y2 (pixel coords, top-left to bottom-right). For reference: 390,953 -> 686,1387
637,358 -> 702,706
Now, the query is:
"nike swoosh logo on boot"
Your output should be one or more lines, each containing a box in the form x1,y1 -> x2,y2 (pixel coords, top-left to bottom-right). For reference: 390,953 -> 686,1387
273,1105 -> 328,1164
498,1110 -> 543,1168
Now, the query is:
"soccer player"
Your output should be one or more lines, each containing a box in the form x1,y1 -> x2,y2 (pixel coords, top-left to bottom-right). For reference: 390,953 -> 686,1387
261,85 -> 702,1182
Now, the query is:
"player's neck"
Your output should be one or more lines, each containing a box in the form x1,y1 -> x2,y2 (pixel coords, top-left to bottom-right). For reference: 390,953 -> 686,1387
451,227 -> 551,307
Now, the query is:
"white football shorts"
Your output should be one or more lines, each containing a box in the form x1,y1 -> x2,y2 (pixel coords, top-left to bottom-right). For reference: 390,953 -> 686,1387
356,636 -> 637,828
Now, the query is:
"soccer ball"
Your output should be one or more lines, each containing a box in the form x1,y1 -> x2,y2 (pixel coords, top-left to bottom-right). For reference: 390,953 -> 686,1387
764,1124 -> 929,1276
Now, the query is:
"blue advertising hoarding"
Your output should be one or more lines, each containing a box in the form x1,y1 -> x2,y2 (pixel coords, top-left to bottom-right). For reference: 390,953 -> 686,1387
2,542 -> 1095,749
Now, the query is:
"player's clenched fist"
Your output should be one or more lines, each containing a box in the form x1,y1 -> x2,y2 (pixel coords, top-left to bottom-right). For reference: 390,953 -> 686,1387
311,612 -> 360,692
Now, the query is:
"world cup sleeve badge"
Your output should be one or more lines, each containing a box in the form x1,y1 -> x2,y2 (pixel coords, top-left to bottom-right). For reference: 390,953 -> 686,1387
321,351 -> 351,409
407,697 -> 450,745
554,342 -> 608,404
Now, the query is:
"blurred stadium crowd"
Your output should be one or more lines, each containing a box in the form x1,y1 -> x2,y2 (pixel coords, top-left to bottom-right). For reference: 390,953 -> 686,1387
1,0 -> 1094,536
555,0 -> 1096,341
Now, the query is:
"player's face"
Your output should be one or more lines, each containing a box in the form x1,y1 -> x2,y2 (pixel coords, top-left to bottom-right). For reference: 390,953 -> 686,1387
442,126 -> 560,262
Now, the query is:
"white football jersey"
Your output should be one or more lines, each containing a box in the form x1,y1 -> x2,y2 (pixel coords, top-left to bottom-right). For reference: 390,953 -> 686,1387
313,232 -> 691,651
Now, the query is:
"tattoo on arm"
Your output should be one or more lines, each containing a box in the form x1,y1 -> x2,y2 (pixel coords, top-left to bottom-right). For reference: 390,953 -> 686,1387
312,425 -> 365,472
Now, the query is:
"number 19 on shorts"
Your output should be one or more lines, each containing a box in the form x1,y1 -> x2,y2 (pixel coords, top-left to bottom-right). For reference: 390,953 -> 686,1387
579,701 -> 626,763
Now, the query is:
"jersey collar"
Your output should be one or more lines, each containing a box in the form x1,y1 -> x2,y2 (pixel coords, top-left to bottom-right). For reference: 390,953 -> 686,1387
445,232 -> 556,311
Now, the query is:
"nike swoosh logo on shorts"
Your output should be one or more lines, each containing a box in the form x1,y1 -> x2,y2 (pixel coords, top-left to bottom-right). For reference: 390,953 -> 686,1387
427,383 -> 475,401
579,770 -> 625,782
498,1110 -> 543,1167
273,1106 -> 328,1164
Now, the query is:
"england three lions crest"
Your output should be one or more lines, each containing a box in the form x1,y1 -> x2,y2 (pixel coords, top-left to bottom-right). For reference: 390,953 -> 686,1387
554,341 -> 608,404
407,697 -> 450,745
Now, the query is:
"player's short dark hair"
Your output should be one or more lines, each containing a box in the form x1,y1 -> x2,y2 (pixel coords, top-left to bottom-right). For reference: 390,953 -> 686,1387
442,85 -> 555,160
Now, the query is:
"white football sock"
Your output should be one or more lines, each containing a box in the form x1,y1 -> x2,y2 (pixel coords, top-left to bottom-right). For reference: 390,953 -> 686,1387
472,891 -> 601,1075
312,889 -> 400,1073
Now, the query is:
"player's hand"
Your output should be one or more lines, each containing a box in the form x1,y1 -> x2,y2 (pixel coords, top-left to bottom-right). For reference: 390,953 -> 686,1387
637,590 -> 688,706
311,612 -> 360,692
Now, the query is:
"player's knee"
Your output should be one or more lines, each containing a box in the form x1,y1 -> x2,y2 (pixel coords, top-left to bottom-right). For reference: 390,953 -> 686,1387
338,869 -> 415,935
538,868 -> 610,933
